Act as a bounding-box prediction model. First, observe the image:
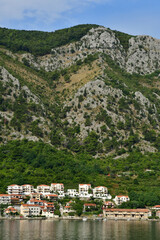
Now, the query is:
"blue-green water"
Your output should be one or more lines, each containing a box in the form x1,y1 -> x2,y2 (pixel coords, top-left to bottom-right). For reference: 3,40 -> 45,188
0,220 -> 160,240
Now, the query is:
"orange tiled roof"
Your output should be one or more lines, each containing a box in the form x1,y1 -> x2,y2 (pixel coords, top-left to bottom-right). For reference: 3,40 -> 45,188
5,207 -> 17,212
105,201 -> 113,204
10,194 -> 22,196
104,209 -> 150,213
47,194 -> 58,197
22,204 -> 41,207
30,199 -> 46,203
79,184 -> 91,186
117,195 -> 129,198
0,194 -> 10,197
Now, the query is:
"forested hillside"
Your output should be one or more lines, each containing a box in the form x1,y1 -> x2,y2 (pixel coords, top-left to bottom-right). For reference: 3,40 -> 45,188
1,140 -> 160,206
0,24 -> 98,55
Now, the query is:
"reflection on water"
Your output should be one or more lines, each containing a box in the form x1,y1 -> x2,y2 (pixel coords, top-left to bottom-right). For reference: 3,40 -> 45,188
0,220 -> 160,240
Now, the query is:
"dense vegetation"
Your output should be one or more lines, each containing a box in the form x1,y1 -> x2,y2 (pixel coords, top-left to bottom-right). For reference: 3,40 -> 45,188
0,24 -> 98,56
1,140 -> 160,207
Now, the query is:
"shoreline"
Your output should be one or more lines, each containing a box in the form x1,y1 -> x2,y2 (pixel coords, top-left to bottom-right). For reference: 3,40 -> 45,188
0,216 -> 159,222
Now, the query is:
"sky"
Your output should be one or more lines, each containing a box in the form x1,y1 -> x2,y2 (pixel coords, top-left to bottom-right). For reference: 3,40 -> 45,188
0,0 -> 160,39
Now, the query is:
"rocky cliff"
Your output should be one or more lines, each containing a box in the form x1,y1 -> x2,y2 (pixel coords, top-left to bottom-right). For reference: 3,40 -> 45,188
0,25 -> 160,157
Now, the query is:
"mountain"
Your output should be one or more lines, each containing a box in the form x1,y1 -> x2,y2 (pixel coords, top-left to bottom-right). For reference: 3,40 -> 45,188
1,24 -> 160,196
1,24 -> 160,158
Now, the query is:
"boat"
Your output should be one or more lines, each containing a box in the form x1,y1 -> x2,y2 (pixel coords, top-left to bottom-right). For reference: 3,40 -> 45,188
82,217 -> 87,221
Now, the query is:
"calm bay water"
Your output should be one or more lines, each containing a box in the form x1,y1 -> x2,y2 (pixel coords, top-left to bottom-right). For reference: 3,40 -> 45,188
0,220 -> 160,240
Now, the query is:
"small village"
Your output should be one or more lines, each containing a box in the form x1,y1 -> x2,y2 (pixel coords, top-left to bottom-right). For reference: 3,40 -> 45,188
0,183 -> 160,220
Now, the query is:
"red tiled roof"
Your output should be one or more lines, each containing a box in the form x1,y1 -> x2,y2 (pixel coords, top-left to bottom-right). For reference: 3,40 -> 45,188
0,194 -> 10,197
5,207 -> 17,212
10,194 -> 22,196
153,205 -> 160,208
117,195 -> 129,198
104,209 -> 150,213
65,206 -> 71,208
30,199 -> 46,203
79,184 -> 91,186
47,194 -> 58,197
22,204 -> 41,207
105,201 -> 113,204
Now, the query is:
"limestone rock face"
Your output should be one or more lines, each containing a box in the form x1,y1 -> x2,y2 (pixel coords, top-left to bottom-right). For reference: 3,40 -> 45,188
19,27 -> 160,75
126,36 -> 160,74
20,27 -> 126,72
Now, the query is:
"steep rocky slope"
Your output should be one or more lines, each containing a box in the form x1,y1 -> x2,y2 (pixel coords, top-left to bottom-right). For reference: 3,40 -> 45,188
0,25 -> 160,157
16,26 -> 160,75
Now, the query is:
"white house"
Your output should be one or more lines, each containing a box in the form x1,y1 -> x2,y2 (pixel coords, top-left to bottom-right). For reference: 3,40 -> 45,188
79,184 -> 92,198
66,189 -> 79,198
20,204 -> 42,217
103,201 -> 115,209
63,201 -> 76,214
22,184 -> 34,195
51,183 -> 64,193
36,185 -> 51,195
0,194 -> 11,205
114,195 -> 130,205
7,184 -> 22,195
93,186 -> 111,199
152,205 -> 160,210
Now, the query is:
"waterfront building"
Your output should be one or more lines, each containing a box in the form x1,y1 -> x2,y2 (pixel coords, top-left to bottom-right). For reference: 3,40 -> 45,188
20,204 -> 42,217
103,209 -> 151,220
